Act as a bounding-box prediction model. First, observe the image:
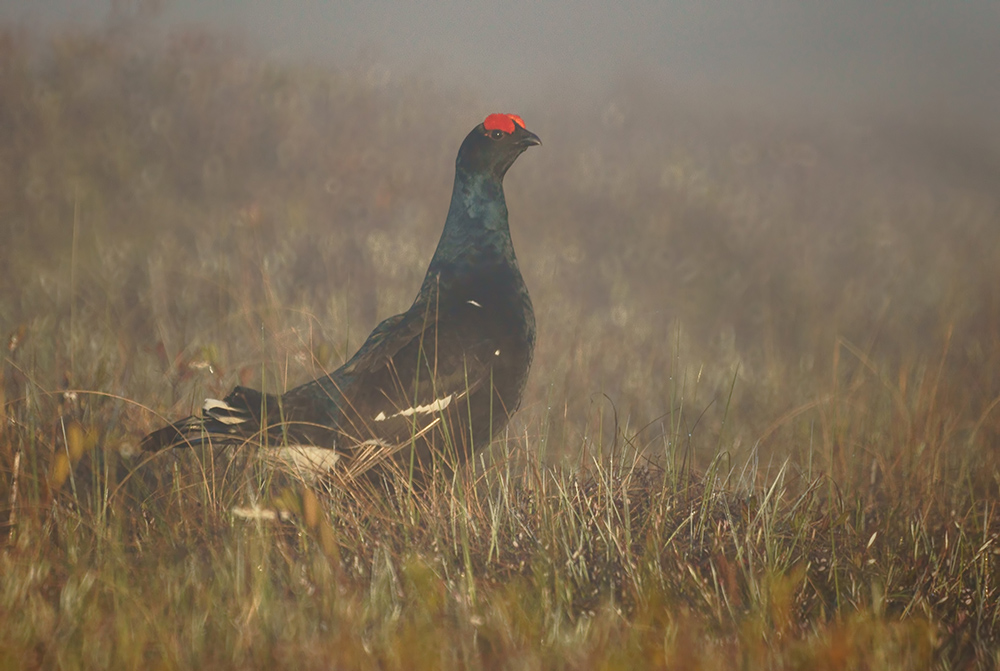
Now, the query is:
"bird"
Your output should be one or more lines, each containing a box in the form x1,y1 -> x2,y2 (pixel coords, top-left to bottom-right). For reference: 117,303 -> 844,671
142,113 -> 540,481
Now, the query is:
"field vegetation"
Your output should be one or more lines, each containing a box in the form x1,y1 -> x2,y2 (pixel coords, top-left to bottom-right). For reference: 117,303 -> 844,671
1,15 -> 999,669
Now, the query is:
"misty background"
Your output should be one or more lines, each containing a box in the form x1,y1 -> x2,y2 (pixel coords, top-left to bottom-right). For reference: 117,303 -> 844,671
5,0 -> 1000,134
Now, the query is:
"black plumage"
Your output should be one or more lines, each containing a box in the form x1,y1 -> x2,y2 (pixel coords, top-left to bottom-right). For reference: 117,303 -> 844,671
142,113 -> 540,478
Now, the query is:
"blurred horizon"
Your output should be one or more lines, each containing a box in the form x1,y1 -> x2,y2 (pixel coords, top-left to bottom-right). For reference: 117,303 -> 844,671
3,0 -> 999,140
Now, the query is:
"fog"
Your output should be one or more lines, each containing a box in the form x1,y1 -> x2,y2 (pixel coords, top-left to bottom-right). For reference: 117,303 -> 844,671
5,0 -> 999,135
3,8 -> 1000,653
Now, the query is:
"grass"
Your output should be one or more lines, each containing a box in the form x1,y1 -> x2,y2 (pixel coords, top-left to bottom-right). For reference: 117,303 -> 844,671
1,17 -> 1000,669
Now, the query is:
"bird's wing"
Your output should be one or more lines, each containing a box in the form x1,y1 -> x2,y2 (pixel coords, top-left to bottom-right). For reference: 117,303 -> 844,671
288,303 -> 501,452
144,302 -> 503,464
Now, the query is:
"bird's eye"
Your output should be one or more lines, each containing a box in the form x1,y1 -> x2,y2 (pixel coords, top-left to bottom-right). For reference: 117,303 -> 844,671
490,129 -> 504,139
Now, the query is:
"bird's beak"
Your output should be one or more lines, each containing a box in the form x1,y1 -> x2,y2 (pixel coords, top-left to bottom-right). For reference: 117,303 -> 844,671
518,129 -> 542,147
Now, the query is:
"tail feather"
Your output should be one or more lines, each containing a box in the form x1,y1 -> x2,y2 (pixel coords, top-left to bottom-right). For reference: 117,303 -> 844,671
141,385 -> 278,451
140,415 -> 209,451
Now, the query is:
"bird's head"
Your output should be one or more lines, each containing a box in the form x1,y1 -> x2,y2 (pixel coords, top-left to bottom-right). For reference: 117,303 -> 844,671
456,113 -> 541,179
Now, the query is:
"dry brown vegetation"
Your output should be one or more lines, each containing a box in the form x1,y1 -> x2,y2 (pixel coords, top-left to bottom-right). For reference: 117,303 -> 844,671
1,18 -> 999,669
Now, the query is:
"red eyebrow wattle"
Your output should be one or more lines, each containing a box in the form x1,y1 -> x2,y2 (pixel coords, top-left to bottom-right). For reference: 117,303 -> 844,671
483,113 -> 527,134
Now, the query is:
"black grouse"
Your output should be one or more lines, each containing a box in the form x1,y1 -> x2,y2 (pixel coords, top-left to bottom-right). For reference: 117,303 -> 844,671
142,113 -> 540,479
